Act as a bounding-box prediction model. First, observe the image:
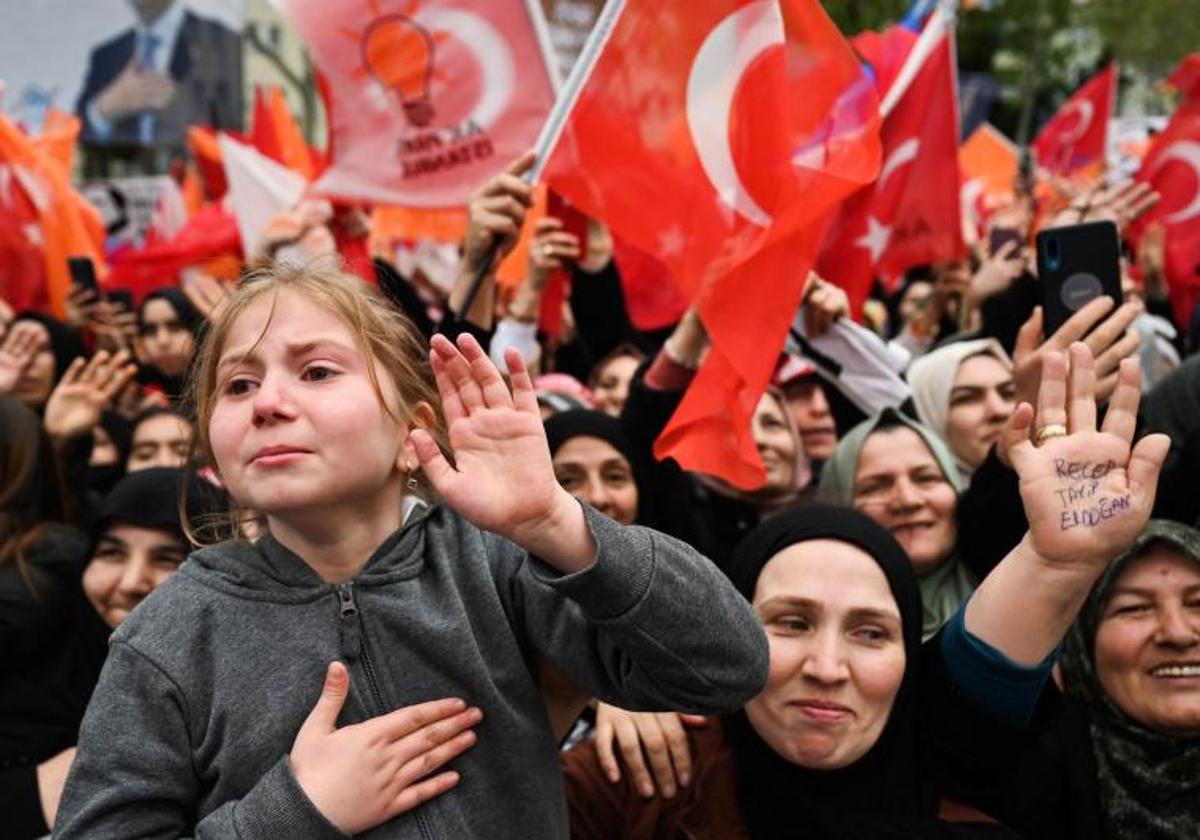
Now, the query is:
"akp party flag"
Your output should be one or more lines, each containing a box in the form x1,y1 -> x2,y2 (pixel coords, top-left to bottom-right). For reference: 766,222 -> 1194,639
960,122 -> 1018,210
816,13 -> 962,313
281,0 -> 558,208
541,0 -> 881,489
1032,63 -> 1117,177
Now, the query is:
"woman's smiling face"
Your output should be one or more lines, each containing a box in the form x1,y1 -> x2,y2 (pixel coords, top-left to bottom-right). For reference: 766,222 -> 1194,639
746,539 -> 906,770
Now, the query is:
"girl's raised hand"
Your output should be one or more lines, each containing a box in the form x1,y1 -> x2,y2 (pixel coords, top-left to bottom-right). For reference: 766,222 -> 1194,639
411,333 -> 596,571
291,662 -> 481,835
1006,343 -> 1169,573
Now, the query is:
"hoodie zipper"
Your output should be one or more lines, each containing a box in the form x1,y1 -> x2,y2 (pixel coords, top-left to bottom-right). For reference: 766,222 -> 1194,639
335,582 -> 436,840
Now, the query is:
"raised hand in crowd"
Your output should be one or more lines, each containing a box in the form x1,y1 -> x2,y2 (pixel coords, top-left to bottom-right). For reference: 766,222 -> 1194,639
504,216 -> 584,325
181,270 -> 235,322
64,284 -> 102,330
0,320 -> 44,393
290,662 -> 482,835
412,333 -> 597,572
801,271 -> 849,337
42,349 -> 137,442
968,238 -> 1026,309
1000,295 -> 1142,466
1136,220 -> 1171,302
460,152 -> 536,273
90,300 -> 139,354
450,152 -> 537,327
966,344 -> 1169,663
1053,179 -> 1161,230
592,702 -> 708,800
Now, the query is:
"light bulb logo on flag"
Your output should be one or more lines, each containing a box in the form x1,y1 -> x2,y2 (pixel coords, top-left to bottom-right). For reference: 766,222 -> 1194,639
347,0 -> 449,128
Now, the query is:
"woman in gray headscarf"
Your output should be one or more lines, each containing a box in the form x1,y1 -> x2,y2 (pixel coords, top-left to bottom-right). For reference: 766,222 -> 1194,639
819,409 -> 974,640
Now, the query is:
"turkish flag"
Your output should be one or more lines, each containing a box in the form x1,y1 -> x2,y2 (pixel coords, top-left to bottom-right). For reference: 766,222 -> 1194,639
1134,82 -> 1200,326
1169,53 -> 1200,103
281,0 -> 558,208
816,25 -> 963,313
542,0 -> 881,489
1031,64 -> 1117,177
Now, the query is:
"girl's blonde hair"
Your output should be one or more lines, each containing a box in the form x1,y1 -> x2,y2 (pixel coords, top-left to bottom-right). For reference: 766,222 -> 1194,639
183,260 -> 449,545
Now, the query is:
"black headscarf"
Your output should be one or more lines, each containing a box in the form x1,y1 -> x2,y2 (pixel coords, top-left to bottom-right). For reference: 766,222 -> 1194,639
138,288 -> 201,335
1060,520 -> 1200,839
545,409 -> 634,462
92,466 -> 223,547
136,289 -> 201,400
722,503 -> 958,839
12,310 -> 86,384
543,409 -> 649,525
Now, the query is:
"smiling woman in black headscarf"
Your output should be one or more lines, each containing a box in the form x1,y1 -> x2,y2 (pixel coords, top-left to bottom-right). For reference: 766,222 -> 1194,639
565,504 -> 1033,838
564,346 -> 1172,838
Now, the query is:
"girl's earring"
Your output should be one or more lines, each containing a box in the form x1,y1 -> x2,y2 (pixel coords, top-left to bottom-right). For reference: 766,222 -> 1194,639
405,461 -> 419,492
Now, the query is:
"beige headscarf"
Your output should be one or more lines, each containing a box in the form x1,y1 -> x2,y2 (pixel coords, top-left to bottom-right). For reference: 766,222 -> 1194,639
906,338 -> 1012,484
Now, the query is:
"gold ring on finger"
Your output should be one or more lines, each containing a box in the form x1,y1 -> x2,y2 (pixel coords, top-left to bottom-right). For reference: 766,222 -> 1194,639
1035,423 -> 1068,445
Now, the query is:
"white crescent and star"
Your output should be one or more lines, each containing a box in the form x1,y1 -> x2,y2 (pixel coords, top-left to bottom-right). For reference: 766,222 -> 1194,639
686,0 -> 784,228
854,137 -> 922,264
1057,99 -> 1095,147
1149,140 -> 1200,224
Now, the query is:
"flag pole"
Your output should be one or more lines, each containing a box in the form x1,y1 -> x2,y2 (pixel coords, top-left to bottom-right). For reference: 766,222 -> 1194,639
456,0 -> 626,318
878,0 -> 959,118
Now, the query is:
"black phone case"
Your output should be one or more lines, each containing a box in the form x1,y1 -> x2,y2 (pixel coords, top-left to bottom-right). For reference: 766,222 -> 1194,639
1036,220 -> 1123,335
67,257 -> 99,293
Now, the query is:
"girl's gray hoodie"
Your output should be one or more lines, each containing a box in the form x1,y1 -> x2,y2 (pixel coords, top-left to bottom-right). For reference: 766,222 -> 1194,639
54,502 -> 768,839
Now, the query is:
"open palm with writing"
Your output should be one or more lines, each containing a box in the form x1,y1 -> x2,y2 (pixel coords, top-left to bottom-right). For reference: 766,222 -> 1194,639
412,333 -> 573,552
1006,343 -> 1169,571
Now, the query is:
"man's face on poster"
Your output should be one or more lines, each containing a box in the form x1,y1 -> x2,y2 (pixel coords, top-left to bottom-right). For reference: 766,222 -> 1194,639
129,0 -> 174,26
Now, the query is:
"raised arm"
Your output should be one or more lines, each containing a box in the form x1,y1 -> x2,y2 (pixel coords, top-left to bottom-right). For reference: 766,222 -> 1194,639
963,344 -> 1169,665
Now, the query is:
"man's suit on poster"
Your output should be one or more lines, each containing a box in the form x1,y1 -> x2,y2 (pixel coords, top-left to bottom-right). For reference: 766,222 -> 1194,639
75,12 -> 243,146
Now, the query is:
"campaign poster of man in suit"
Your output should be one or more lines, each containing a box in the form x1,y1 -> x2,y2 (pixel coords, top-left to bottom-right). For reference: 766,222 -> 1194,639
75,0 -> 244,147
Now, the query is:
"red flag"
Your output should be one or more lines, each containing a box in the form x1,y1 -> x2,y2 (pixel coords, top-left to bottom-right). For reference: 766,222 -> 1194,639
0,112 -> 105,318
543,0 -> 881,489
106,202 -> 242,299
1134,65 -> 1200,327
816,24 -> 963,313
1031,64 -> 1117,177
0,164 -> 46,311
281,0 -> 558,207
1168,53 -> 1200,103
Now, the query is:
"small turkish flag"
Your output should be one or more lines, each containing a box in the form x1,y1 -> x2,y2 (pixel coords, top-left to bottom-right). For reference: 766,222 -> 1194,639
542,0 -> 881,489
281,0 -> 558,208
1134,81 -> 1200,327
816,25 -> 963,314
1031,63 -> 1117,177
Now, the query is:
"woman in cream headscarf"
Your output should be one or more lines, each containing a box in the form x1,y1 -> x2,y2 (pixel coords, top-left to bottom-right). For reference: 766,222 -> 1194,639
906,338 -> 1015,485
819,409 -> 973,640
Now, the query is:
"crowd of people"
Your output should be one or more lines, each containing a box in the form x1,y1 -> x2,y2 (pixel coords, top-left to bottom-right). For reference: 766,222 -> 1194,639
1,148 -> 1198,839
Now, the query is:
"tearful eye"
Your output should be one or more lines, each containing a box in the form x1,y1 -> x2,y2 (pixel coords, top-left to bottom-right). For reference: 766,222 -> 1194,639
225,378 -> 254,396
303,366 -> 338,382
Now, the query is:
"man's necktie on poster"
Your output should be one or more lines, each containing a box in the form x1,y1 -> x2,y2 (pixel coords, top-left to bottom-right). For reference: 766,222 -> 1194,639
138,31 -> 160,145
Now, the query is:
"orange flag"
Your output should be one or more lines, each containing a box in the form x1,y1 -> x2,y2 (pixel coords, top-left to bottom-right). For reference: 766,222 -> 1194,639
960,122 -> 1018,208
0,112 -> 105,318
